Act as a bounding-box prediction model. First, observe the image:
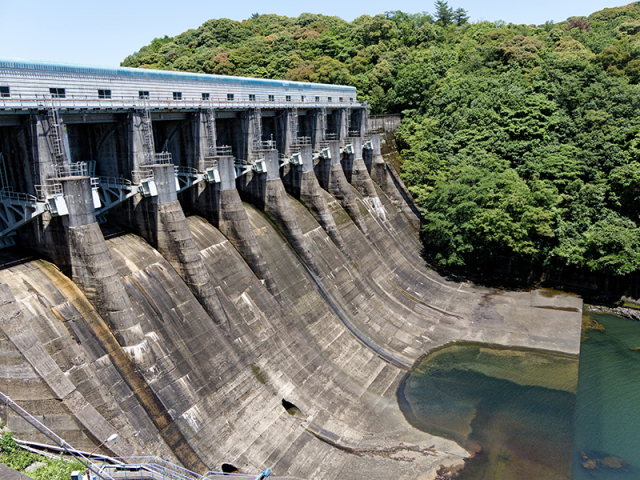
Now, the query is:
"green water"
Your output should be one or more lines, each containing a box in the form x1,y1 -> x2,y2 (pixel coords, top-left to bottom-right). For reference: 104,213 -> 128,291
399,315 -> 640,479
399,343 -> 579,479
572,313 -> 640,479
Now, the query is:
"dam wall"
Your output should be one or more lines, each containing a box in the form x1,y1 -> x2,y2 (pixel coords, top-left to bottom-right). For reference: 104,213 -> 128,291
0,60 -> 583,480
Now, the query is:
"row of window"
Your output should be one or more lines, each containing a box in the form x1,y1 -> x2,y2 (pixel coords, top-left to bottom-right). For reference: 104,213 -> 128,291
0,86 -> 354,103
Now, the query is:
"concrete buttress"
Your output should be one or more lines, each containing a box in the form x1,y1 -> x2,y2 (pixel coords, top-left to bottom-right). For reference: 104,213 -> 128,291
342,137 -> 377,198
236,150 -> 320,275
131,164 -> 231,328
189,156 -> 282,302
59,176 -> 155,369
281,144 -> 345,250
315,140 -> 369,237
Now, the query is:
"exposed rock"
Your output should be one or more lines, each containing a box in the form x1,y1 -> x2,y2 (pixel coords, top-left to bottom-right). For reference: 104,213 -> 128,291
25,462 -> 46,473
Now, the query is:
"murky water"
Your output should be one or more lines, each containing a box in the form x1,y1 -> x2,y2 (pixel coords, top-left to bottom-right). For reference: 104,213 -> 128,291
399,314 -> 640,479
398,342 -> 579,479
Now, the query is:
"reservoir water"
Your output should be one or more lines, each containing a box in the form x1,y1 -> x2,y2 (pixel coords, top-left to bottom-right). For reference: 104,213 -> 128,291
572,313 -> 640,479
398,313 -> 640,479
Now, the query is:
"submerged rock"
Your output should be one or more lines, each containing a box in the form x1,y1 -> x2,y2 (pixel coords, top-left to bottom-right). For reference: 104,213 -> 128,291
580,451 -> 629,471
598,455 -> 629,469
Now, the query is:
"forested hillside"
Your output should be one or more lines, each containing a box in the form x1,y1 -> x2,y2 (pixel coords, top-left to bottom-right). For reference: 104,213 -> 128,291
123,2 -> 640,279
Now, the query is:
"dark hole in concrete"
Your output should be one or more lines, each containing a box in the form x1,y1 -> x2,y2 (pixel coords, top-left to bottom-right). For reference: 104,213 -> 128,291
221,463 -> 240,474
282,399 -> 305,418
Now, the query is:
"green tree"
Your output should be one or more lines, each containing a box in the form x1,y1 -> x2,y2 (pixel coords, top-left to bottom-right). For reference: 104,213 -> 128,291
434,0 -> 453,26
452,8 -> 469,26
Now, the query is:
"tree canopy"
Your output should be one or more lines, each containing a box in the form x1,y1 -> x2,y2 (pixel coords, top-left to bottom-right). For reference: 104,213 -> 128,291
122,1 -> 640,279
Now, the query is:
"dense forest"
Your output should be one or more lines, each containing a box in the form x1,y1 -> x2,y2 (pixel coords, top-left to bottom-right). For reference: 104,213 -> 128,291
123,3 -> 640,280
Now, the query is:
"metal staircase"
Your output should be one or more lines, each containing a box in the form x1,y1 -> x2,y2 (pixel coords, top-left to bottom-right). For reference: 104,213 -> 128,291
288,108 -> 298,145
206,108 -> 218,157
139,96 -> 156,165
319,108 -> 327,142
252,107 -> 262,158
362,106 -> 370,137
46,98 -> 67,164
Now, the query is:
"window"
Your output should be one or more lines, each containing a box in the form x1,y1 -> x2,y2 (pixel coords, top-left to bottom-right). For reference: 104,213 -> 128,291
315,96 -> 320,102
173,92 -> 182,100
339,97 -> 343,102
0,86 -> 9,98
350,97 -> 353,102
327,97 -> 332,102
139,91 -> 149,99
98,89 -> 111,99
268,95 -> 274,102
301,95 -> 305,102
249,94 -> 256,101
202,93 -> 210,100
50,88 -> 65,98
227,93 -> 234,101
285,95 -> 291,102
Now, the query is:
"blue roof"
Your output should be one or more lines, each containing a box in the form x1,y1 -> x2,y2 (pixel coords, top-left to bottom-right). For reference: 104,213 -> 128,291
0,57 -> 356,92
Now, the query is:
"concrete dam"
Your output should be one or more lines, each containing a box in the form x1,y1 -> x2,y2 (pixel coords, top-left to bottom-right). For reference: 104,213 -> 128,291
0,59 -> 582,479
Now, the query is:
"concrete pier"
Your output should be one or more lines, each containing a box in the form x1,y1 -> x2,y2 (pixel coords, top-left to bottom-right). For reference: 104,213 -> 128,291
281,144 -> 345,250
126,163 -> 230,328
190,156 -> 282,302
315,140 -> 369,237
236,150 -> 320,275
59,176 -> 155,369
342,137 -> 378,199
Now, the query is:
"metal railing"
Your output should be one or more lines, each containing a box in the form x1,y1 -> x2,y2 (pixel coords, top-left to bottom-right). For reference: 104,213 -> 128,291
254,140 -> 277,151
35,182 -> 63,201
98,176 -> 133,188
0,391 -> 114,480
131,169 -> 154,185
50,161 -> 90,178
214,145 -> 232,156
140,152 -> 173,167
0,94 -> 361,111
0,188 -> 39,204
203,157 -> 219,169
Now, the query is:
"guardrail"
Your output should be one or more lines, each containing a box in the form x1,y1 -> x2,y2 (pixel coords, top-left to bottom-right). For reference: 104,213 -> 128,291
0,94 -> 361,111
